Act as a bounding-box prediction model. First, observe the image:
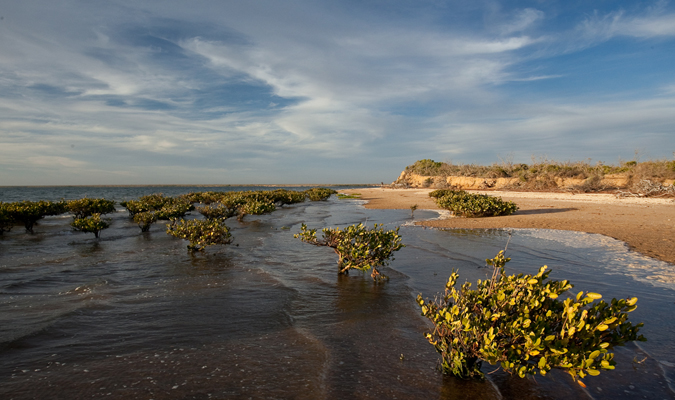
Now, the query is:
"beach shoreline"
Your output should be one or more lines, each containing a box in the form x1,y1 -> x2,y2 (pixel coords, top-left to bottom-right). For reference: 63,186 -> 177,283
342,188 -> 675,265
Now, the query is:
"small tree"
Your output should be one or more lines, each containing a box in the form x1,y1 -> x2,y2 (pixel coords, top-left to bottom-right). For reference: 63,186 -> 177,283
133,211 -> 157,232
294,223 -> 404,280
0,203 -> 14,234
6,200 -> 66,233
417,251 -> 645,383
410,204 -> 418,218
196,203 -> 238,220
71,213 -> 111,238
166,218 -> 233,252
67,198 -> 115,219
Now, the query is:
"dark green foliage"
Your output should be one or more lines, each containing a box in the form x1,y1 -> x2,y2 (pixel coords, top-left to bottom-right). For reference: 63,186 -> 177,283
121,194 -> 194,221
4,200 -> 66,233
434,191 -> 518,217
71,213 -> 111,238
237,199 -> 275,221
166,218 -> 233,252
0,203 -> 13,234
294,223 -> 404,280
133,211 -> 157,232
428,189 -> 464,199
304,188 -> 337,201
417,251 -> 645,382
406,159 -> 444,175
196,203 -> 238,220
67,198 -> 115,219
155,201 -> 195,220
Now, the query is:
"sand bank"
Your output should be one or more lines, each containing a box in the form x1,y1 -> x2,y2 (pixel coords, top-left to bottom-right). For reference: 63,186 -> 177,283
342,188 -> 675,265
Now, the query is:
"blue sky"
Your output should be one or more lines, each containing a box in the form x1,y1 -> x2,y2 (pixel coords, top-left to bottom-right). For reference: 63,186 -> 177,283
1,0 -> 674,185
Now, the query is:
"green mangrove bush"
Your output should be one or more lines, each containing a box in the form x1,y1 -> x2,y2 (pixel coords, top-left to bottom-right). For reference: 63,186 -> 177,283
433,190 -> 518,217
67,198 -> 116,219
294,223 -> 404,280
71,213 -> 111,238
133,211 -> 157,232
166,218 -> 233,252
196,203 -> 238,220
417,251 -> 645,382
4,200 -> 67,233
305,188 -> 337,201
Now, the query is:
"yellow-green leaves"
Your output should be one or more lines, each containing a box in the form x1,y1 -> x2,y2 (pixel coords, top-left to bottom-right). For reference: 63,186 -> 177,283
295,223 -> 404,281
166,218 -> 232,252
417,251 -> 646,381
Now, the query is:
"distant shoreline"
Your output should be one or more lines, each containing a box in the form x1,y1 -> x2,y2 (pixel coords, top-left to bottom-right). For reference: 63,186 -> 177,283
0,184 -> 379,188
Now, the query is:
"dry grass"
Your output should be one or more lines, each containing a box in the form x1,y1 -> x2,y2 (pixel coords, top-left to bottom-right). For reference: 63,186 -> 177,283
404,158 -> 675,191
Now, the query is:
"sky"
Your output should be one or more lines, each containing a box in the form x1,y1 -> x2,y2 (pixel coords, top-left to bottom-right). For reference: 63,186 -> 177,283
1,0 -> 674,185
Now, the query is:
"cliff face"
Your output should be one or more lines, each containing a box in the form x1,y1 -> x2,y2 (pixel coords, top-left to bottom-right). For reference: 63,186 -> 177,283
393,170 -> 635,190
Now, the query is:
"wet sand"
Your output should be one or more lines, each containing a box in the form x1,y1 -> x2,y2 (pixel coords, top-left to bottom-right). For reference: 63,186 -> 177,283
343,188 -> 675,265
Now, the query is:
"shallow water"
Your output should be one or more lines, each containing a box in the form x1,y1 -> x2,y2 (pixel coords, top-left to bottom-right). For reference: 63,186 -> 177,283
1,189 -> 674,399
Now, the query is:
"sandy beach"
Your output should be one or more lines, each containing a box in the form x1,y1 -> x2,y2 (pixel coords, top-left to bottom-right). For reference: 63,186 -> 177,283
343,188 -> 675,265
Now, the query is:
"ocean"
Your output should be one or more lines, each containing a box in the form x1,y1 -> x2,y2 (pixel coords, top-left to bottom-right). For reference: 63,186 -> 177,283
1,186 -> 673,399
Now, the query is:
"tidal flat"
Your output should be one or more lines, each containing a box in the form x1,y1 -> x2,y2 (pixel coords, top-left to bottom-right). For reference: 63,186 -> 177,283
0,187 -> 674,399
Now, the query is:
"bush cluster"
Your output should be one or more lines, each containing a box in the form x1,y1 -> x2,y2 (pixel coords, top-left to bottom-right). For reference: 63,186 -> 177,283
417,251 -> 645,382
295,223 -> 404,280
71,213 -> 111,238
166,218 -> 232,252
431,190 -> 518,217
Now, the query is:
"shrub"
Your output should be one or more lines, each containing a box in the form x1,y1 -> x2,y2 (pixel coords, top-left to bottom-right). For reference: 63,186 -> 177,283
428,189 -> 464,199
5,200 -> 66,233
435,191 -> 518,217
304,188 -> 337,201
237,199 -> 275,221
0,203 -> 14,234
166,218 -> 233,252
294,223 -> 404,280
120,199 -> 152,217
196,203 -> 238,220
133,211 -> 157,232
71,213 -> 111,238
155,201 -> 195,220
67,198 -> 115,219
417,251 -> 645,382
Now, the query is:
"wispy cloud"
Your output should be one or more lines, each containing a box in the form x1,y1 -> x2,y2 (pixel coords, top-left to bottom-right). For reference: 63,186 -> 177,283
0,1 -> 673,185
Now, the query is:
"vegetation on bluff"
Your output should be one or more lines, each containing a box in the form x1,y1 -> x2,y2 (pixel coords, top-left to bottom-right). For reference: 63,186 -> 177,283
402,158 -> 675,193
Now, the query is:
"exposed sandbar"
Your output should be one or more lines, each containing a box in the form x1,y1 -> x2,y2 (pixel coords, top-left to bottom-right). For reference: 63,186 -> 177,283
342,188 -> 675,265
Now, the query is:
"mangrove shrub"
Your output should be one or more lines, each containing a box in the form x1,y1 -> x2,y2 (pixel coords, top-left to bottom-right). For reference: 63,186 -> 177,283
432,190 -> 518,217
417,251 -> 645,382
71,213 -> 111,238
295,223 -> 404,280
67,198 -> 115,219
166,218 -> 233,252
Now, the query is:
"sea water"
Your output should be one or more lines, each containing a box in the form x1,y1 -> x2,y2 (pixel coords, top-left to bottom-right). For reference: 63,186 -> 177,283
0,187 -> 673,399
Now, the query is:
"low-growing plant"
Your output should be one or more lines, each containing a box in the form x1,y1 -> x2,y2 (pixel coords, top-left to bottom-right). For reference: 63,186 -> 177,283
67,198 -> 116,219
0,203 -> 14,234
337,193 -> 361,199
417,251 -> 645,383
237,199 -> 275,221
155,201 -> 195,220
410,204 -> 418,218
5,200 -> 66,233
196,203 -> 238,220
428,189 -> 464,199
305,188 -> 337,201
71,213 -> 111,238
434,191 -> 518,217
294,223 -> 404,280
133,211 -> 157,232
166,218 -> 233,252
